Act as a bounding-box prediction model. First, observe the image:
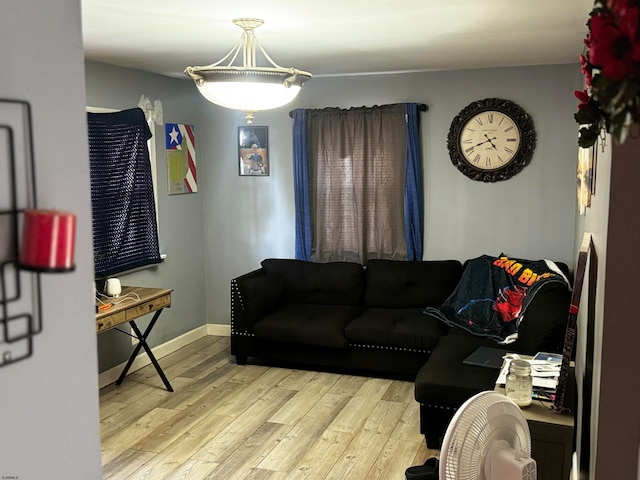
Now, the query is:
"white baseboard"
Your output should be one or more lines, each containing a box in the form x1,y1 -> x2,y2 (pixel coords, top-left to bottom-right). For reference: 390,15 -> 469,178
207,323 -> 231,336
98,323 -> 231,389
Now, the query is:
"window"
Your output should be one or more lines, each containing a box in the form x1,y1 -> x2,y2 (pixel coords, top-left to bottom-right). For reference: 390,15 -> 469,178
87,107 -> 161,277
292,103 -> 423,264
87,106 -> 159,220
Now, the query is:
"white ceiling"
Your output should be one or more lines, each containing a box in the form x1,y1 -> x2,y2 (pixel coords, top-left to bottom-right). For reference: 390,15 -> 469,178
81,0 -> 594,79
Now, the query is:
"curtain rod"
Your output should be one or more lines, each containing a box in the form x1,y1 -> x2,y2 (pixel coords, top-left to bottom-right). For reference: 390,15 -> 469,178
288,103 -> 428,118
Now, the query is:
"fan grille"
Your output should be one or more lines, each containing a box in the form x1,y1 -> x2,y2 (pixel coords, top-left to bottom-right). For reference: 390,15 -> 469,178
441,391 -> 532,480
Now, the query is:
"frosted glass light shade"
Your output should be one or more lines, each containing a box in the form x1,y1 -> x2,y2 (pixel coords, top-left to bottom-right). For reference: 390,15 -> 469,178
196,81 -> 302,112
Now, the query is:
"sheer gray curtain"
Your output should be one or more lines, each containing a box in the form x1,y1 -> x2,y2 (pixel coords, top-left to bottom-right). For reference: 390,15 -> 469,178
306,104 -> 408,263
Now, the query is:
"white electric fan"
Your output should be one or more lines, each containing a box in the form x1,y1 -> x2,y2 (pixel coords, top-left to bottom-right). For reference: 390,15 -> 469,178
439,391 -> 536,480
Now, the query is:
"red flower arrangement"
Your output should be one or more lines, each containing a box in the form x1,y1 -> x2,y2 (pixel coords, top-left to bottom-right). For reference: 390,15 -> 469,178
575,0 -> 640,147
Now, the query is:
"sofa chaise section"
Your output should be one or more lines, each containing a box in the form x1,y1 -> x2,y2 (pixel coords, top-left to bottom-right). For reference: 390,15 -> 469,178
414,279 -> 571,447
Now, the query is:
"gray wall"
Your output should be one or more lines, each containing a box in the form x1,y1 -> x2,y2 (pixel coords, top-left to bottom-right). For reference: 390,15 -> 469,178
199,64 -> 582,328
84,61 -> 208,371
0,1 -> 102,478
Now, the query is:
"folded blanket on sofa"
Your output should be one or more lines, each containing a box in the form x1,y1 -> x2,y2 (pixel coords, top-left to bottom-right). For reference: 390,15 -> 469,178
423,254 -> 570,344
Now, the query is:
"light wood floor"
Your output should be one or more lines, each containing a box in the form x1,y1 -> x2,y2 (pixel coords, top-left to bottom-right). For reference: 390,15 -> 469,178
99,335 -> 439,479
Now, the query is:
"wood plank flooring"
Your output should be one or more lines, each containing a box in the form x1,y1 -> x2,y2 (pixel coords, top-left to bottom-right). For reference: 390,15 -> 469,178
99,335 -> 439,479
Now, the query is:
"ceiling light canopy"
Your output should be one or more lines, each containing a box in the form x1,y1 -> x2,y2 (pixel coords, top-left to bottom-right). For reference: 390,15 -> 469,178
185,18 -> 312,124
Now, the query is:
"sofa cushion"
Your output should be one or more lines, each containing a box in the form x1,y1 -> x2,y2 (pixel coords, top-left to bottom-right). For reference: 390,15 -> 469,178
345,308 -> 448,352
414,333 -> 500,408
261,258 -> 364,306
238,273 -> 285,329
364,259 -> 463,308
253,303 -> 364,349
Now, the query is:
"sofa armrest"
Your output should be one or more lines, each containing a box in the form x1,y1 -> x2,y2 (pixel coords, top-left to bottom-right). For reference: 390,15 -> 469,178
512,282 -> 571,355
231,268 -> 285,334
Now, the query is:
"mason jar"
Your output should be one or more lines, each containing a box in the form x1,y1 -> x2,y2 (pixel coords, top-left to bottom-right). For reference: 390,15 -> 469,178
505,359 -> 532,407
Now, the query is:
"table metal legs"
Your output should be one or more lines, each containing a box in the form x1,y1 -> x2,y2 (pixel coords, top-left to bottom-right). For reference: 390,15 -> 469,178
115,308 -> 174,392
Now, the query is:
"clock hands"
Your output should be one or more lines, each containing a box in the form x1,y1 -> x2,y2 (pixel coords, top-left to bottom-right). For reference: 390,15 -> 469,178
484,134 -> 498,150
473,134 -> 498,148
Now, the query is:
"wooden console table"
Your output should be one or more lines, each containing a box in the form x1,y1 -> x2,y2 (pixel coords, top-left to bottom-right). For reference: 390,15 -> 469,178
96,286 -> 173,391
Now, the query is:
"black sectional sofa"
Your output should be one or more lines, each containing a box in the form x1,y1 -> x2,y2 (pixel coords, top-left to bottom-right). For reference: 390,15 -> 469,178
230,257 -> 570,448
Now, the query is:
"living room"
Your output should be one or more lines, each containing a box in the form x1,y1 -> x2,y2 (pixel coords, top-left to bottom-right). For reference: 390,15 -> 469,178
2,1 -> 638,479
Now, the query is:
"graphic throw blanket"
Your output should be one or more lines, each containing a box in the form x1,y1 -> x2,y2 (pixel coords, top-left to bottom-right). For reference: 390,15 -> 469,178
424,255 -> 570,344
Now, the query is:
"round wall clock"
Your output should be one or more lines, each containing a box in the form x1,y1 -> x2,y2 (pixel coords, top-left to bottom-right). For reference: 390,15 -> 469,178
447,98 -> 536,182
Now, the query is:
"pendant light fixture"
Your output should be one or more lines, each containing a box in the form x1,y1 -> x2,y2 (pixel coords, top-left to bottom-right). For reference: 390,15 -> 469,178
185,18 -> 312,124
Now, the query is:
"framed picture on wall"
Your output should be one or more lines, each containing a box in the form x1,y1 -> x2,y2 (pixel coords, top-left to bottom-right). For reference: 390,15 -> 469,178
577,146 -> 594,215
238,126 -> 269,176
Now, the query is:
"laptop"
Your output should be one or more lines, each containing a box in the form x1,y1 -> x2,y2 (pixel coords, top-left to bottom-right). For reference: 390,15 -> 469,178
462,346 -> 509,369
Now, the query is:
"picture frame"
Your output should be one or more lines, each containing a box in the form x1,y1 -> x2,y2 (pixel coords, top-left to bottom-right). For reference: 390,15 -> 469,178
238,126 -> 269,176
577,145 -> 594,215
553,232 -> 593,414
590,142 -> 598,195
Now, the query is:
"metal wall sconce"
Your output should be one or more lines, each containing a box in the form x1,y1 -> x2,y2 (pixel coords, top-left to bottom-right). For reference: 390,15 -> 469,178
0,98 -> 76,368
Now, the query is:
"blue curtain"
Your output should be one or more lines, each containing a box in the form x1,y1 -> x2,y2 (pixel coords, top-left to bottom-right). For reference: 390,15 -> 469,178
404,103 -> 424,261
88,108 -> 161,277
292,109 -> 312,260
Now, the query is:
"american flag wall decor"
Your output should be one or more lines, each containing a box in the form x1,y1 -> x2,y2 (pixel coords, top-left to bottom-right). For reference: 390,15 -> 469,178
166,122 -> 197,194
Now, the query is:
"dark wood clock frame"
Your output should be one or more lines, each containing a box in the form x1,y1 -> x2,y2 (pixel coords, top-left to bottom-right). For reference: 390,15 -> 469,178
447,98 -> 536,182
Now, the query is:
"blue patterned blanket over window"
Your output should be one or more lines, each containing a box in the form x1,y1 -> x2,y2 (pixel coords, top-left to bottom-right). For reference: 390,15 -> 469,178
88,107 -> 161,277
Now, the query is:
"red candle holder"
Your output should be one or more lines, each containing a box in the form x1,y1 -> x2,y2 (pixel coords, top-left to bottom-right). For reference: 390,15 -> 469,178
19,209 -> 77,272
